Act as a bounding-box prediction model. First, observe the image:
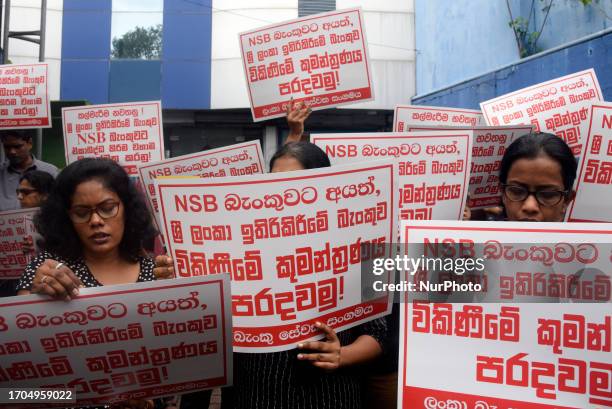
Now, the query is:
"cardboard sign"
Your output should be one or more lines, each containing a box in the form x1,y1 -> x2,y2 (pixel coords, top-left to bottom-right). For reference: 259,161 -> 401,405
155,160 -> 397,352
62,101 -> 165,176
406,125 -> 533,209
480,69 -> 603,155
311,131 -> 472,221
239,8 -> 374,121
0,275 -> 233,407
393,105 -> 485,132
0,208 -> 38,280
398,220 -> 612,409
0,63 -> 51,129
568,102 -> 612,222
138,141 -> 265,233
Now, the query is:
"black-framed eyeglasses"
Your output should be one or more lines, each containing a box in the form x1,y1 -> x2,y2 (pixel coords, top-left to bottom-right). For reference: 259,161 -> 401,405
69,200 -> 120,224
501,184 -> 568,207
16,188 -> 37,196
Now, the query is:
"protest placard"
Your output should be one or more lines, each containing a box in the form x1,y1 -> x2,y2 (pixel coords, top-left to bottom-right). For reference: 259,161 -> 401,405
0,63 -> 51,129
480,69 -> 603,156
138,141 -> 265,232
406,125 -> 533,209
62,101 -> 165,176
397,220 -> 612,409
311,131 -> 472,221
393,105 -> 485,132
0,208 -> 38,280
239,8 -> 374,121
0,275 -> 233,407
155,160 -> 397,352
567,102 -> 612,222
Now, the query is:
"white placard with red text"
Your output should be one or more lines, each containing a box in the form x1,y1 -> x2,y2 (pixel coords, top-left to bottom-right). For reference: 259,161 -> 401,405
311,131 -> 472,221
0,275 -> 233,408
62,101 -> 165,176
239,8 -> 374,121
0,208 -> 38,280
480,69 -> 603,155
568,102 -> 612,222
398,220 -> 612,409
155,160 -> 397,352
0,64 -> 51,129
406,125 -> 533,209
138,141 -> 265,233
393,105 -> 485,131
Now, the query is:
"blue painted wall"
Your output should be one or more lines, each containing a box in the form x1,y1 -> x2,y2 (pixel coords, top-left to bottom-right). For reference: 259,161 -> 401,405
161,0 -> 212,109
61,0 -> 111,103
60,0 -> 212,109
415,0 -> 612,95
412,31 -> 611,109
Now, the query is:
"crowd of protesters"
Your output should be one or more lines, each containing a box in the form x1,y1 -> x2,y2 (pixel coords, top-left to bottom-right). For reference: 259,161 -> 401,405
0,97 -> 582,408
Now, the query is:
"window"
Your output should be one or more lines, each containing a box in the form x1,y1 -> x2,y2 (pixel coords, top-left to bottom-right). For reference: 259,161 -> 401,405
298,0 -> 336,17
111,0 -> 164,60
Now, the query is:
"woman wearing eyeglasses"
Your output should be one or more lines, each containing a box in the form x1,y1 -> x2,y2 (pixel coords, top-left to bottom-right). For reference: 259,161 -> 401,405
499,132 -> 577,222
17,170 -> 55,209
15,158 -> 158,409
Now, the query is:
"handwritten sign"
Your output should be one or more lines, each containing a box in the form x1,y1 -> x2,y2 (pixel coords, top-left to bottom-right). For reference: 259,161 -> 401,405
239,8 -> 374,121
406,125 -> 533,209
0,208 -> 38,279
138,141 -> 265,232
480,69 -> 603,155
0,275 -> 233,408
398,220 -> 612,409
155,161 -> 397,352
393,105 -> 485,131
568,102 -> 612,222
312,131 -> 472,221
62,101 -> 165,176
0,63 -> 51,129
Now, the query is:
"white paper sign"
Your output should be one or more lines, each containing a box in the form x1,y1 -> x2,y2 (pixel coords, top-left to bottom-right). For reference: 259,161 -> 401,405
311,131 -> 473,221
480,69 -> 603,155
393,105 -> 485,131
0,63 -> 51,129
62,101 -> 165,176
0,275 -> 233,408
155,160 -> 397,352
568,102 -> 612,222
239,8 -> 374,121
0,208 -> 38,279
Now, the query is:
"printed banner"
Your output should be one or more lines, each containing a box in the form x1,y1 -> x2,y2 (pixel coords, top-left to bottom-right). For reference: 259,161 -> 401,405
311,131 -> 472,221
155,160 -> 397,352
394,105 -> 485,131
398,220 -> 612,409
480,69 -> 603,155
406,126 -> 533,209
0,63 -> 51,129
62,101 -> 165,176
568,102 -> 612,222
138,141 -> 265,233
0,275 -> 233,408
239,8 -> 374,121
0,208 -> 38,280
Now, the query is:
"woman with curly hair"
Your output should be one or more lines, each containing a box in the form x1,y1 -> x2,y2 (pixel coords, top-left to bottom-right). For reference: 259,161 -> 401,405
17,158 -> 158,409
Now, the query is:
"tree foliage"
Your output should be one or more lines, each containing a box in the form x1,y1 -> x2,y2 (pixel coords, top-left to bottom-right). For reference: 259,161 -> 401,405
112,24 -> 162,59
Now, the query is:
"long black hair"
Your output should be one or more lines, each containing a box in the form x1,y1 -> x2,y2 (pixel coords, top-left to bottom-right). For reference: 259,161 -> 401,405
500,132 -> 577,191
36,158 -> 157,261
269,142 -> 331,170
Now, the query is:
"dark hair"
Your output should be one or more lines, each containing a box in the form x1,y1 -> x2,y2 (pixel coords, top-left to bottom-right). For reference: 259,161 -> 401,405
19,170 -> 55,196
0,129 -> 34,142
269,142 -> 331,170
36,158 -> 157,261
499,132 -> 577,191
